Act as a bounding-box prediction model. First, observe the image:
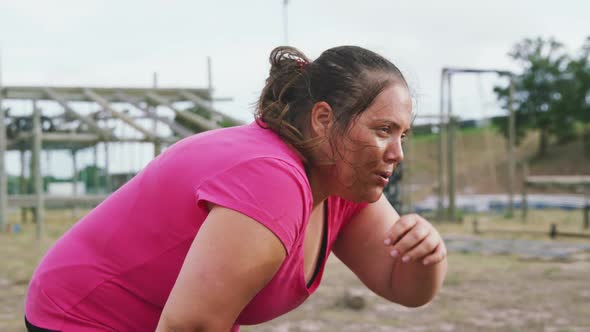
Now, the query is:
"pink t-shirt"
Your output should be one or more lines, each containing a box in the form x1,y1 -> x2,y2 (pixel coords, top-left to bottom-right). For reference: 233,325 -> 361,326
26,122 -> 367,331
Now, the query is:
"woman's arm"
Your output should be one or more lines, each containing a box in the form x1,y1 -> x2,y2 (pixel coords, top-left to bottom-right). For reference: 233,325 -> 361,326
156,205 -> 286,331
333,195 -> 447,307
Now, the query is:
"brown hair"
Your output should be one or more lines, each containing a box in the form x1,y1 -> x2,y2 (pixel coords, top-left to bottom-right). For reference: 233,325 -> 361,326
256,45 -> 407,165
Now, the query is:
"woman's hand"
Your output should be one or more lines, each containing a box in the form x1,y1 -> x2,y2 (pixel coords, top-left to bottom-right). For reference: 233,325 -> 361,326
383,214 -> 446,266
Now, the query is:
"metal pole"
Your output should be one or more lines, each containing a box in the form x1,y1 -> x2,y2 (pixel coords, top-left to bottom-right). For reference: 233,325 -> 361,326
152,72 -> 158,134
207,57 -> 213,96
207,56 -> 214,109
435,67 -> 512,222
507,77 -> 516,218
283,0 -> 289,45
447,73 -> 456,221
32,102 -> 44,240
437,69 -> 446,220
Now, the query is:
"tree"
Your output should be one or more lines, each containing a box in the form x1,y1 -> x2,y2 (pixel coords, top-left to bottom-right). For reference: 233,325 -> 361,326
554,37 -> 590,144
570,37 -> 590,155
494,37 -> 575,157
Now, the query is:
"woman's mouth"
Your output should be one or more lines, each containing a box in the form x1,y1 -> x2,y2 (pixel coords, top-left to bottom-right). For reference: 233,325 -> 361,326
375,171 -> 392,186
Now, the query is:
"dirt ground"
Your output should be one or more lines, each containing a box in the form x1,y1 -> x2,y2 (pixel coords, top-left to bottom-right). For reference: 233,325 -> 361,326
1,209 -> 589,332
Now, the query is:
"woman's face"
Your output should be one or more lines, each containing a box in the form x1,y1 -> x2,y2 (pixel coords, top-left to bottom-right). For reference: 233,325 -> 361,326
326,83 -> 412,203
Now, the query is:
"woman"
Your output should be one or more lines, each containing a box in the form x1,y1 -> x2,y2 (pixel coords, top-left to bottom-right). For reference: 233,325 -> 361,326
25,46 -> 447,332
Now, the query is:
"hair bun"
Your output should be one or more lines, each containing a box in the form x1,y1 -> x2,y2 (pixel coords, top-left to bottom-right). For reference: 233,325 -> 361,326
269,46 -> 311,73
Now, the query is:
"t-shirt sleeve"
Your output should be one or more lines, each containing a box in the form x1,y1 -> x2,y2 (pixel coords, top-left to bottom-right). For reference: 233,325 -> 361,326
195,158 -> 311,255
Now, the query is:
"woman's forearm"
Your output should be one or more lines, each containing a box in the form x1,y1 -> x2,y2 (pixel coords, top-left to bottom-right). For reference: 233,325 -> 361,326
388,257 -> 448,307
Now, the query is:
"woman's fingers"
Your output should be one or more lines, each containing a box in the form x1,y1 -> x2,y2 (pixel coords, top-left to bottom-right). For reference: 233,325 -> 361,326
383,215 -> 417,247
384,214 -> 446,265
388,218 -> 430,260
400,232 -> 439,263
422,243 -> 447,266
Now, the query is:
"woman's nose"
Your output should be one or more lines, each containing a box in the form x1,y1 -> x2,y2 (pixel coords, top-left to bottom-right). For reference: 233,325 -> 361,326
384,138 -> 404,164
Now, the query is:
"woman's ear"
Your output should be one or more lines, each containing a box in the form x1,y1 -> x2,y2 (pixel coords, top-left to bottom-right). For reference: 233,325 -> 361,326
310,101 -> 334,137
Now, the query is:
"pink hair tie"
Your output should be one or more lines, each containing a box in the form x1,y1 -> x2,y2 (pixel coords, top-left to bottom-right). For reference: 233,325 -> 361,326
296,59 -> 307,70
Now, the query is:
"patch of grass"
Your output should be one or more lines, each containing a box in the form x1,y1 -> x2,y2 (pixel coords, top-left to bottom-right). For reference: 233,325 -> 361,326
543,267 -> 561,278
3,209 -> 590,332
443,274 -> 462,286
437,210 -> 590,242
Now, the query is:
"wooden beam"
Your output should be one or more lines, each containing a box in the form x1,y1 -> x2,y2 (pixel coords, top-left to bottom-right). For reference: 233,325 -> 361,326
154,140 -> 162,158
447,73 -> 456,221
104,143 -> 111,193
19,149 -> 27,223
92,145 -> 99,193
179,90 -> 244,125
5,86 -> 211,102
145,92 -> 219,132
32,104 -> 44,240
0,99 -> 7,231
507,78 -> 516,217
437,69 -> 446,221
0,51 -> 6,229
7,133 -> 177,150
526,175 -> 590,187
117,92 -> 194,138
78,111 -> 176,122
84,88 -> 156,141
45,132 -> 99,144
71,149 -> 79,219
44,87 -> 113,139
7,194 -> 108,208
521,163 -> 529,222
6,132 -> 175,147
444,67 -> 512,76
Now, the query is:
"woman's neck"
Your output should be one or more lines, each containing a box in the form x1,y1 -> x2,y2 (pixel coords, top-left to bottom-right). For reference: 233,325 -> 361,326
307,167 -> 331,208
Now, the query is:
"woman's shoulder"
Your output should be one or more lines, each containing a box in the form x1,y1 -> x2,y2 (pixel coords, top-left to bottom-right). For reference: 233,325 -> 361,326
328,196 -> 369,225
175,122 -> 303,166
193,123 -> 312,204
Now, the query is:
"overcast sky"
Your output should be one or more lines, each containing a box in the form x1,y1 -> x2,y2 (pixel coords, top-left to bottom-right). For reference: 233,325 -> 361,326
1,0 -> 588,176
2,0 -> 589,121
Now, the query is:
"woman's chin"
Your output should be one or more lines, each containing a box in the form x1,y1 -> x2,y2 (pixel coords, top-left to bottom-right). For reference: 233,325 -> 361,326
342,188 -> 384,203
